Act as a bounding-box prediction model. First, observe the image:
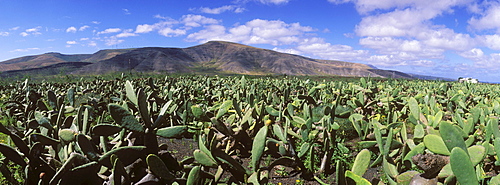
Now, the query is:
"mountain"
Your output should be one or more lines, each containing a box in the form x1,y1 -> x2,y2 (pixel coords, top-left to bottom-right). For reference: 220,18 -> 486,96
0,52 -> 90,72
0,41 -> 419,79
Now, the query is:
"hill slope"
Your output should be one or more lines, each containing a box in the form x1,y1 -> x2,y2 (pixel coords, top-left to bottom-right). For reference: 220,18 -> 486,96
0,41 -> 414,79
0,52 -> 91,72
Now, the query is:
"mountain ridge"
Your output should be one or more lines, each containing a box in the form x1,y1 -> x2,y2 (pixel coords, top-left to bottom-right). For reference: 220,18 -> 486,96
0,41 -> 433,79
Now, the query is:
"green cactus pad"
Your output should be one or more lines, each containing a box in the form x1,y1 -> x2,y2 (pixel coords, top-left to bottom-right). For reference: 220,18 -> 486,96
193,149 -> 218,168
251,124 -> 268,172
396,171 -> 420,185
345,170 -> 371,185
191,105 -> 205,119
212,148 -> 249,176
156,125 -> 188,138
440,121 -> 468,155
423,134 -> 450,155
265,106 -> 280,117
112,158 -> 127,185
30,133 -> 59,146
0,143 -> 26,167
9,133 -> 29,156
467,145 -> 486,166
210,117 -> 232,136
403,143 -> 425,162
108,103 -> 145,133
494,138 -> 500,162
125,80 -> 138,105
437,163 -> 452,178
216,100 -> 232,119
59,129 -> 77,143
99,146 -> 147,167
413,124 -> 425,139
0,120 -> 10,135
146,154 -> 175,181
450,147 -> 478,185
91,124 -> 122,136
272,124 -> 286,142
137,88 -> 153,128
352,149 -> 371,176
408,97 -> 420,123
186,166 -> 201,185
76,134 -> 98,160
490,174 -> 500,185
58,161 -> 100,184
50,153 -> 89,185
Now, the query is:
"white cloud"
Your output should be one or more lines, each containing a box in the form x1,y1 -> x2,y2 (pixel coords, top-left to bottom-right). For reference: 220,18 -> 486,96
66,26 -> 77,33
9,48 -> 40,52
355,7 -> 447,38
123,8 -> 131,15
459,48 -> 484,60
187,19 -> 314,46
468,3 -> 500,33
159,27 -> 187,37
116,29 -> 138,38
154,14 -> 171,20
186,25 -> 227,42
272,47 -> 302,55
331,0 -> 472,15
257,0 -> 289,5
312,0 -> 500,80
80,38 -> 89,41
134,14 -> 217,38
478,34 -> 500,50
79,25 -> 90,31
420,29 -> 474,51
0,32 -> 9,36
358,36 -> 451,60
135,15 -> 179,34
181,14 -> 219,27
459,48 -> 500,70
364,54 -> 435,67
20,26 -> 42,36
92,21 -> 101,24
88,41 -> 97,47
186,18 -> 371,62
66,41 -> 77,44
9,26 -> 20,31
296,38 -> 369,61
400,40 -> 422,52
328,0 -> 353,4
26,26 -> 41,33
411,60 -> 435,67
135,24 -> 156,33
195,5 -> 245,14
98,28 -> 122,35
323,0 -> 485,68
104,36 -> 124,46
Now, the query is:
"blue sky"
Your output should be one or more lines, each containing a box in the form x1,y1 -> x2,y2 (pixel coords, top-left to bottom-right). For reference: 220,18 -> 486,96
1,0 -> 499,82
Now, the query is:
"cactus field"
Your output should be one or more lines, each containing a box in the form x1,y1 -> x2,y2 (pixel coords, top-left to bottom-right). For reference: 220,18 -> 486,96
1,74 -> 500,184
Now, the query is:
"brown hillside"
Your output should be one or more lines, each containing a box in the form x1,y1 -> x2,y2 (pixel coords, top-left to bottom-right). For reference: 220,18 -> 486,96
73,41 -> 404,78
0,41 -> 418,79
0,52 -> 90,72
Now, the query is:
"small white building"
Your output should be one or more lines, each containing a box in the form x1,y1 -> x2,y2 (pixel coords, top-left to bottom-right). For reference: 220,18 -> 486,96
458,77 -> 478,83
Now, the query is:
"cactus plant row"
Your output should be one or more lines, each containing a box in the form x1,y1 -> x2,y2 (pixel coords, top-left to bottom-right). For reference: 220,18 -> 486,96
1,75 -> 500,184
